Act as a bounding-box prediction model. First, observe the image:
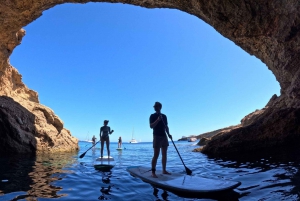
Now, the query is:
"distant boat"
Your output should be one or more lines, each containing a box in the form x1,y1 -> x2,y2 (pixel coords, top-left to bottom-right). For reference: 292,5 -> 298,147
85,132 -> 93,142
129,128 -> 138,143
129,139 -> 138,143
187,137 -> 197,142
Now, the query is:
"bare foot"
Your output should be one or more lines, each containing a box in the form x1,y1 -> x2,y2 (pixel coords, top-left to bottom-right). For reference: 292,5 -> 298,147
151,173 -> 158,178
163,171 -> 171,175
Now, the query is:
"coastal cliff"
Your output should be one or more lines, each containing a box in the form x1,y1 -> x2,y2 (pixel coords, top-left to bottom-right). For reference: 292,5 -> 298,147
1,1 -> 300,157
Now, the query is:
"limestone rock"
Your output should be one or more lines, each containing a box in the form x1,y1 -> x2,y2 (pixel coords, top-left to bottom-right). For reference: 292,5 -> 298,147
0,96 -> 37,155
192,146 -> 203,153
202,107 -> 300,160
0,96 -> 78,155
197,137 -> 211,146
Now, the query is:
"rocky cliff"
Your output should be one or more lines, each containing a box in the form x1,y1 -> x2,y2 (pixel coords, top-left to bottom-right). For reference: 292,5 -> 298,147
1,0 -> 300,157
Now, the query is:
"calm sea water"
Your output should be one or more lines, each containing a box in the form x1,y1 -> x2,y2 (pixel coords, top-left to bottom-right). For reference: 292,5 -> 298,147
0,141 -> 300,201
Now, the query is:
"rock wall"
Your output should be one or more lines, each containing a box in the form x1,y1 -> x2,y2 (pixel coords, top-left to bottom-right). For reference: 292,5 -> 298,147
1,0 -> 300,157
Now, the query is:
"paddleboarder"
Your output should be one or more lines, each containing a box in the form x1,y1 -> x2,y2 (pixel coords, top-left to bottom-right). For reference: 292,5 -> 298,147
149,102 -> 172,178
118,136 -> 122,148
92,135 -> 97,146
100,120 -> 114,158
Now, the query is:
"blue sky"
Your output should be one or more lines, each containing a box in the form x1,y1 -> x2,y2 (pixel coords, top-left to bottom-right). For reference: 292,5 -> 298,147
10,3 -> 280,142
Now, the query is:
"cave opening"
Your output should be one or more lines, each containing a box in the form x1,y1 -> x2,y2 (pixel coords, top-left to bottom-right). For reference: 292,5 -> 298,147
9,3 -> 280,142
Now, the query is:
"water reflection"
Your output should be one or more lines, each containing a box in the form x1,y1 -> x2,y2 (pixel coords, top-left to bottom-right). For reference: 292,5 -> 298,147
210,157 -> 300,200
153,187 -> 169,201
0,156 -> 35,195
0,152 -> 77,200
98,171 -> 112,200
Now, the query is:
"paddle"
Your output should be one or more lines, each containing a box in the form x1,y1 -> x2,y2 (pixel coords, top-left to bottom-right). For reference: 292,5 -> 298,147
160,115 -> 192,175
79,140 -> 100,158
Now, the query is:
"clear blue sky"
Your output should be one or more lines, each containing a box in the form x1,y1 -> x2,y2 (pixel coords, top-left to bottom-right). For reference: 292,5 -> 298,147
10,3 -> 280,142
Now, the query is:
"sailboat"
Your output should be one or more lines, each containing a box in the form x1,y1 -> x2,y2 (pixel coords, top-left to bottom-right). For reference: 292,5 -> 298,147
85,132 -> 93,143
129,128 -> 138,143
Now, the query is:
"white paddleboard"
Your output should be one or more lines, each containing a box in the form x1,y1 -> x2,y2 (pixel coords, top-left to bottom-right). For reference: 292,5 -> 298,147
127,166 -> 241,193
95,156 -> 115,171
96,156 -> 114,161
116,148 -> 123,151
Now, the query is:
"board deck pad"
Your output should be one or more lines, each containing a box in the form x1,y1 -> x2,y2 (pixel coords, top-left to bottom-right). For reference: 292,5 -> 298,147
116,148 -> 123,151
127,166 -> 241,193
96,156 -> 114,161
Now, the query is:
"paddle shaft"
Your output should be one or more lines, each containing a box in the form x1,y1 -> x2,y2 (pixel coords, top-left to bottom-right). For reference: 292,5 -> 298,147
170,137 -> 188,167
79,140 -> 99,158
160,115 -> 192,175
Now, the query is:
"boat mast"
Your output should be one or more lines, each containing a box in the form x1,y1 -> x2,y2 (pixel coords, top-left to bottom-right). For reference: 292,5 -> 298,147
132,127 -> 134,139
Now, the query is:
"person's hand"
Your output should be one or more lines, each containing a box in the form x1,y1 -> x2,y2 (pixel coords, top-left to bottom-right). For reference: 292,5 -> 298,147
110,130 -> 114,134
156,116 -> 161,122
168,134 -> 172,139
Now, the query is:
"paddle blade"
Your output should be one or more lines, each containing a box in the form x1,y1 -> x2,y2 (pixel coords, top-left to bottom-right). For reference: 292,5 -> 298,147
79,152 -> 86,158
185,167 -> 192,175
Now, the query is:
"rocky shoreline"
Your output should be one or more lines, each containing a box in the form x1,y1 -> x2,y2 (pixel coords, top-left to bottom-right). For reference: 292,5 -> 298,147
193,94 -> 300,160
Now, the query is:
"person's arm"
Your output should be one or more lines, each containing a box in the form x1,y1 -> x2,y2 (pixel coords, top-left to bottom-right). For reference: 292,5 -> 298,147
109,127 -> 114,134
100,127 -> 102,138
150,115 -> 160,128
163,115 -> 172,139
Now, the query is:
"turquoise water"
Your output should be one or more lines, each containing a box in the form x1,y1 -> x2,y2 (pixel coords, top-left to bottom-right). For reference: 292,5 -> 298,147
0,141 -> 300,200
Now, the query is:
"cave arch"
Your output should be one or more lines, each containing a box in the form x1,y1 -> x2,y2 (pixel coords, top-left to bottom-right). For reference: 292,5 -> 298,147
2,1 -> 300,105
1,0 -> 300,157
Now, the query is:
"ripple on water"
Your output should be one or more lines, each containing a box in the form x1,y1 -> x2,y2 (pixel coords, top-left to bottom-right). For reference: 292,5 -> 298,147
0,142 -> 300,200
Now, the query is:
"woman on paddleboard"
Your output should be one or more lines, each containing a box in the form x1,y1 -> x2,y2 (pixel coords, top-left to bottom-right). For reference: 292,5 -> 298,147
100,120 -> 114,158
92,135 -> 97,146
118,136 -> 122,148
149,102 -> 172,178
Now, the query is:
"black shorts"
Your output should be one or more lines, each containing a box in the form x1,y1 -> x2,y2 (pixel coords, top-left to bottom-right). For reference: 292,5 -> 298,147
153,135 -> 169,148
101,136 -> 109,141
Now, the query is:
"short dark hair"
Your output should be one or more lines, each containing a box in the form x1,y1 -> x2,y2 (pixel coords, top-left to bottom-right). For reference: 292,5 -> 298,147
154,102 -> 162,109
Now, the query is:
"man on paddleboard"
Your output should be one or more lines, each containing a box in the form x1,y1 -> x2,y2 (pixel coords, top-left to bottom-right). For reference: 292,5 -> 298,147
100,120 -> 114,158
150,102 -> 172,178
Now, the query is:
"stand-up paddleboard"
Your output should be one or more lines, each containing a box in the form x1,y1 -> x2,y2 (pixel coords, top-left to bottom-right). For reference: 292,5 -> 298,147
94,156 -> 115,171
127,166 -> 241,194
96,156 -> 114,161
116,148 -> 123,151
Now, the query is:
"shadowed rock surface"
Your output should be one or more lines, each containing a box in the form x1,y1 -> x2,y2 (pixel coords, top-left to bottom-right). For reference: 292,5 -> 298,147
0,96 -> 37,155
201,107 -> 300,160
1,0 -> 300,157
0,96 -> 78,155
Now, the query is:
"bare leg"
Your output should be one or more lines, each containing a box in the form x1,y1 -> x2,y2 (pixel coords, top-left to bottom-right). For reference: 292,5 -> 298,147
106,139 -> 110,158
161,146 -> 171,174
100,139 -> 104,157
151,148 -> 160,178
